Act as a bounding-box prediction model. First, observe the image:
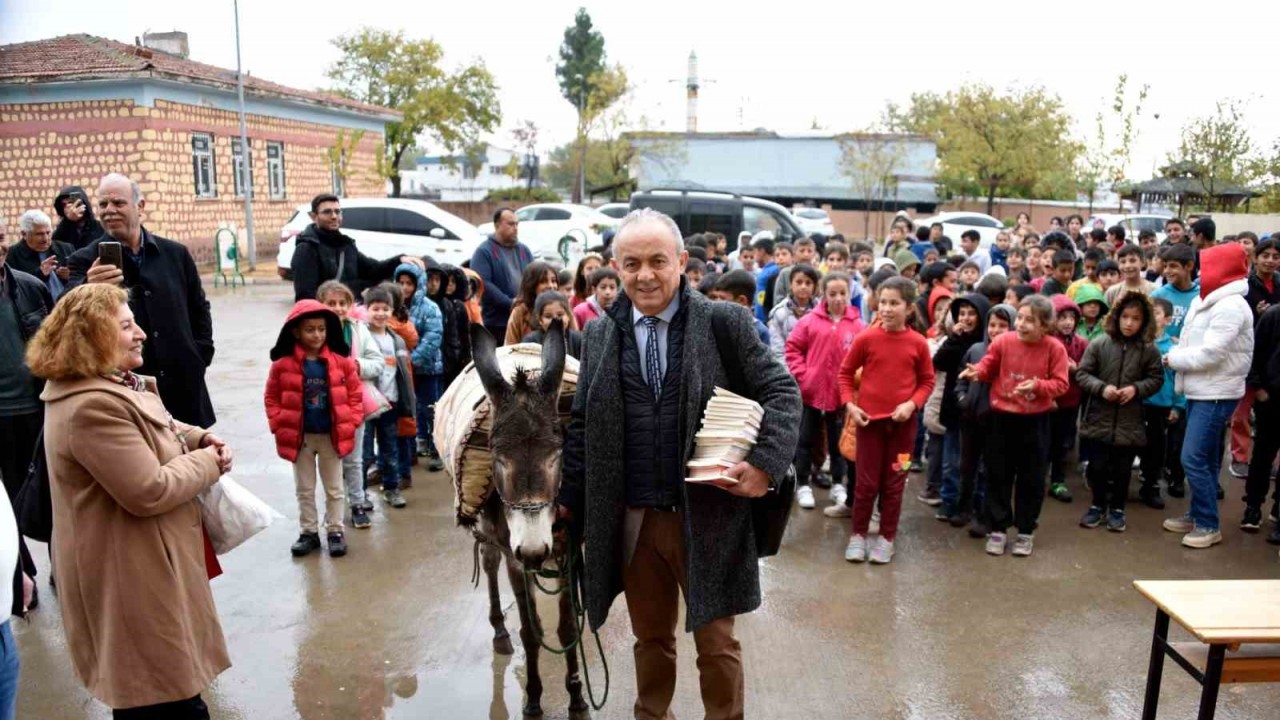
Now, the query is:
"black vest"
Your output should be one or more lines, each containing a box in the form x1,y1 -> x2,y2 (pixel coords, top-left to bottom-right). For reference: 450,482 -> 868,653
620,306 -> 687,508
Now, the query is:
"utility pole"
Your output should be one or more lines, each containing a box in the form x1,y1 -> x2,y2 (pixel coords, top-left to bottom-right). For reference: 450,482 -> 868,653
233,0 -> 257,269
575,73 -> 587,204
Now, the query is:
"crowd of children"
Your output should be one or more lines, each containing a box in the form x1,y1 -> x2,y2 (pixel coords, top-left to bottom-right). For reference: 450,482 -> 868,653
265,210 -> 1280,564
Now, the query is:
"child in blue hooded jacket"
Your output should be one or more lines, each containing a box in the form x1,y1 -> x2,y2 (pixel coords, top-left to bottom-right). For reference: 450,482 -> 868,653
395,263 -> 444,477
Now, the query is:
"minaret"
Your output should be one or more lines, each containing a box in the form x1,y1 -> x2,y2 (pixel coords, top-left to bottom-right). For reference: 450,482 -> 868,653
686,50 -> 699,133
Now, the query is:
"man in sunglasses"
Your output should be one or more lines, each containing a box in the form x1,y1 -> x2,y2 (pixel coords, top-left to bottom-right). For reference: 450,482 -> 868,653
292,194 -> 424,302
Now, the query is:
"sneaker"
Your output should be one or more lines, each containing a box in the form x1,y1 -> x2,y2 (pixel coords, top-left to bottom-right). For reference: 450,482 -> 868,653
1230,461 -> 1249,479
290,532 -> 322,557
1181,527 -> 1222,549
823,503 -> 852,518
949,512 -> 971,529
844,534 -> 868,563
1167,481 -> 1186,499
917,488 -> 943,506
1138,488 -> 1166,510
797,485 -> 816,509
1011,534 -> 1035,557
830,484 -> 848,507
1163,514 -> 1195,534
383,489 -> 408,509
416,438 -> 429,457
1106,510 -> 1127,533
1080,506 -> 1105,529
1242,506 -> 1263,533
909,456 -> 924,474
869,510 -> 881,536
1271,502 -> 1280,524
327,532 -> 348,557
985,532 -> 1007,556
869,537 -> 895,564
812,471 -> 833,489
967,518 -> 989,539
428,457 -> 445,472
364,465 -> 382,488
1133,455 -> 1142,469
934,502 -> 954,521
352,507 -> 371,529
1268,525 -> 1280,545
1049,483 -> 1073,503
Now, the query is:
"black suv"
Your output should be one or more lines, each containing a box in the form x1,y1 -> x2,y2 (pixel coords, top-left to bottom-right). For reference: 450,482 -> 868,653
628,189 -> 805,252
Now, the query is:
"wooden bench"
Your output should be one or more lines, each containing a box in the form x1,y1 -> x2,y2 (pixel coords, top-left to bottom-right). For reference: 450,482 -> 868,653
1135,579 -> 1280,720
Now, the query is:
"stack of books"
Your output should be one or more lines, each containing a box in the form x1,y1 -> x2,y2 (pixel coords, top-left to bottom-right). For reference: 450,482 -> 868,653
686,387 -> 763,486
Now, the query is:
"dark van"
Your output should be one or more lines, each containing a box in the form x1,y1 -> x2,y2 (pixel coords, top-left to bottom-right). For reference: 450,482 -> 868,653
628,189 -> 805,252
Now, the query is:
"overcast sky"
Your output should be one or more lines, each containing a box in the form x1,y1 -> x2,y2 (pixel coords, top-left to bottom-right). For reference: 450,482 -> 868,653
3,0 -> 1276,180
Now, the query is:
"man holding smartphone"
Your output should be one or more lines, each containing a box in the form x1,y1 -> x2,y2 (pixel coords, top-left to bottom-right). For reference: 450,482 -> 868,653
6,210 -> 73,301
65,173 -> 217,428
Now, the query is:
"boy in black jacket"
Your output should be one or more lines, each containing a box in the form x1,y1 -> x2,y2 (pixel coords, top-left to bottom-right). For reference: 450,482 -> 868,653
953,303 -> 1017,536
1243,302 -> 1280,542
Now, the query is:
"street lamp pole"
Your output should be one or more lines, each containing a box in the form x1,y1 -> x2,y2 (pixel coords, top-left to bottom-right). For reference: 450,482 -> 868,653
233,0 -> 257,269
576,73 -> 586,204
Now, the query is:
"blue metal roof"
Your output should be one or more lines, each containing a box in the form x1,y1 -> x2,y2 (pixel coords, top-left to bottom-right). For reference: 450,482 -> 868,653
630,133 -> 938,205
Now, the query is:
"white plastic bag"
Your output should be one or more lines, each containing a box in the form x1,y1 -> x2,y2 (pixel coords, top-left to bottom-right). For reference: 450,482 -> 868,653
197,476 -> 283,555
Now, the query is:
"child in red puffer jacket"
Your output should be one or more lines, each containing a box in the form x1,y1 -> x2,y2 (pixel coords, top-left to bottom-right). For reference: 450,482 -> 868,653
785,272 -> 865,512
265,300 -> 363,559
1047,294 -> 1089,503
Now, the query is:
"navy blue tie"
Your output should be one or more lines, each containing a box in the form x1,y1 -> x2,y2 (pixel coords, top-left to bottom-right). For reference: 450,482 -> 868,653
642,316 -> 662,401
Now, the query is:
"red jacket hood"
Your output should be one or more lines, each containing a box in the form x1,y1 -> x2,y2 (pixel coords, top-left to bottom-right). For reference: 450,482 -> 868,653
271,300 -> 350,360
928,286 -> 955,326
1200,243 -> 1249,299
1051,294 -> 1081,332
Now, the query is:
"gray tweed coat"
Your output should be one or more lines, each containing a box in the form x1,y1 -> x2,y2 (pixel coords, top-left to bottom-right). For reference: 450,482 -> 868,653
560,281 -> 802,632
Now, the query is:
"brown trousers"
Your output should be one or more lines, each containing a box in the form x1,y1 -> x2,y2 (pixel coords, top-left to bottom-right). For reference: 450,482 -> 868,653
624,509 -> 744,720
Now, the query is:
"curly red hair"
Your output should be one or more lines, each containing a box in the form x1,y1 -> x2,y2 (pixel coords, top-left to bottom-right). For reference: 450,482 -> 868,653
26,284 -> 131,380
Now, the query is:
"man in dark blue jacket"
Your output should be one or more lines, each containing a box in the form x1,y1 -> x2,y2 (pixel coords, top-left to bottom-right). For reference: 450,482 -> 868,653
470,207 -> 532,344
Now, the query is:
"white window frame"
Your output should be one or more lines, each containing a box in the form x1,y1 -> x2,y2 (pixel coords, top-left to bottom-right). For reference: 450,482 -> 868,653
331,163 -> 345,197
231,137 -> 254,199
266,141 -> 286,200
191,133 -> 216,198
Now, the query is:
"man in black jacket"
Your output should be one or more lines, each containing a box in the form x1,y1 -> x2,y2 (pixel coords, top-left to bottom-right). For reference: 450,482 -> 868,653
0,242 -> 52,503
6,210 -> 74,301
559,208 -> 801,720
65,173 -> 217,428
290,194 -> 423,301
51,185 -> 105,251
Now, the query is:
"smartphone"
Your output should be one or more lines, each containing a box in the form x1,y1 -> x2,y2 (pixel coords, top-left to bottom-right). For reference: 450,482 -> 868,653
98,241 -> 124,271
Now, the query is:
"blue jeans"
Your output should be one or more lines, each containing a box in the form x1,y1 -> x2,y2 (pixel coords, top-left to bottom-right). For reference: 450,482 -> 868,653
938,427 -> 962,509
364,412 -> 400,491
415,374 -> 443,454
0,621 -> 18,720
1182,398 -> 1238,531
397,437 -> 414,481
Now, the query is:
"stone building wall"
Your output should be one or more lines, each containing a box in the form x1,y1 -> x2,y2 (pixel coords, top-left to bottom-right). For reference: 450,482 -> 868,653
0,98 -> 384,264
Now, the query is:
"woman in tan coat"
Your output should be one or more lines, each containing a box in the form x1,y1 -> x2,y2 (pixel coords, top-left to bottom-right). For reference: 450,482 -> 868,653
26,284 -> 233,718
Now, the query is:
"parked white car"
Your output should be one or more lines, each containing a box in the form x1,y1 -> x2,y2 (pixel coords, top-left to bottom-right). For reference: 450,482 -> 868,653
596,202 -> 631,220
276,198 -> 483,279
792,207 -> 834,236
914,211 -> 1005,250
1086,213 -> 1170,244
477,203 -> 618,267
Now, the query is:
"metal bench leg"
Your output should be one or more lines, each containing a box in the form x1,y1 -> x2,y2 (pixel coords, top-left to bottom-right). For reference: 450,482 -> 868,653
1142,609 -> 1170,720
1196,644 -> 1226,720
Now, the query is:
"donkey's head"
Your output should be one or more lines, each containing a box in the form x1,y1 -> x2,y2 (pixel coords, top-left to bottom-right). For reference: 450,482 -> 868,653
471,319 -> 568,568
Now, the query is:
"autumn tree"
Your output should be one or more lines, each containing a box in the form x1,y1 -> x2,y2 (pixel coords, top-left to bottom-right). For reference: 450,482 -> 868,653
1175,99 -> 1255,211
327,28 -> 500,197
886,83 -> 1081,214
837,131 -> 906,240
1078,74 -> 1148,213
326,129 -> 365,197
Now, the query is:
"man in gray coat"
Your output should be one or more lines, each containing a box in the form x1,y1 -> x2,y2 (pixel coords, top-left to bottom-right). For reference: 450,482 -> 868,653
559,208 -> 801,720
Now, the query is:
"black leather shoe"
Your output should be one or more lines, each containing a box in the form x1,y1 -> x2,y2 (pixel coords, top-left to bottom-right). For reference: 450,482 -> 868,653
327,532 -> 348,558
290,532 -> 322,557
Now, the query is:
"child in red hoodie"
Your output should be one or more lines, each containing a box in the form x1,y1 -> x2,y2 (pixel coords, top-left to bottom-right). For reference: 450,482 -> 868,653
838,276 -> 935,565
265,301 -> 363,559
959,294 -> 1069,558
1046,294 -> 1089,503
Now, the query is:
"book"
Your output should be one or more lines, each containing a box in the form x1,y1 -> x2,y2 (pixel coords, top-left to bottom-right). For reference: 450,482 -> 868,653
686,387 -> 765,487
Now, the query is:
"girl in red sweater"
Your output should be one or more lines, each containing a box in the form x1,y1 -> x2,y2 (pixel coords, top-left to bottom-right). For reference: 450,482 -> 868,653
785,272 -> 865,511
837,277 -> 935,564
958,294 -> 1069,558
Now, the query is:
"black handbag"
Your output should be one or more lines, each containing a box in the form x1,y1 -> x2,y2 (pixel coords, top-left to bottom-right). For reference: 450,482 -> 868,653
15,429 -> 53,543
709,306 -> 795,558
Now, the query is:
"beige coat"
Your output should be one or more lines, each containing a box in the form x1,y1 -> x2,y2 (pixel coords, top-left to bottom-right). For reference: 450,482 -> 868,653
41,376 -> 230,709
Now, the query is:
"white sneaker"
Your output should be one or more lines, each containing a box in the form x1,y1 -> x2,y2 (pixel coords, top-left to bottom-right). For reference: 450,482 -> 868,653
986,532 -> 1007,556
823,503 -> 852,518
797,485 -> 816,509
831,484 -> 848,507
869,509 -> 881,536
844,534 -> 868,563
869,536 -> 895,564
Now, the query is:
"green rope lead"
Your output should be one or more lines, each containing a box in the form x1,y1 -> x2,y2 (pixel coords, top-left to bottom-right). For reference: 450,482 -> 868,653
521,543 -> 609,711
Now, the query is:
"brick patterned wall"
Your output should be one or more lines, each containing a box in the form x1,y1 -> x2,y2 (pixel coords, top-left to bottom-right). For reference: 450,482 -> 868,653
0,97 -> 385,265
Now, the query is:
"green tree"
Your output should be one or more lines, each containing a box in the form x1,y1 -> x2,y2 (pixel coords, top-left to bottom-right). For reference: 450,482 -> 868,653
886,83 -> 1082,214
327,28 -> 500,197
1078,74 -> 1148,213
327,129 -> 365,197
555,9 -> 609,202
1175,99 -> 1255,211
837,131 -> 906,240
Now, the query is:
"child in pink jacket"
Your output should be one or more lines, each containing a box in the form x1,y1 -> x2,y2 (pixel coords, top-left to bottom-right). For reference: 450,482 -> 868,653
785,271 -> 865,510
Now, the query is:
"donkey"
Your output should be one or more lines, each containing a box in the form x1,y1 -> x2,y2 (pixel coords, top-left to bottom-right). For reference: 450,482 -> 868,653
470,319 -> 588,719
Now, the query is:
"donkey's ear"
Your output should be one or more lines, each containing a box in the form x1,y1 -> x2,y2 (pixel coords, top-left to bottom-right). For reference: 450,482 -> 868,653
539,317 -> 566,399
470,323 -> 510,401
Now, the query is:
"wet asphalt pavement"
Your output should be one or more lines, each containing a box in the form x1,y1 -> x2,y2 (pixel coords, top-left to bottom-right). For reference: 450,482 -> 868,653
14,283 -> 1280,719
